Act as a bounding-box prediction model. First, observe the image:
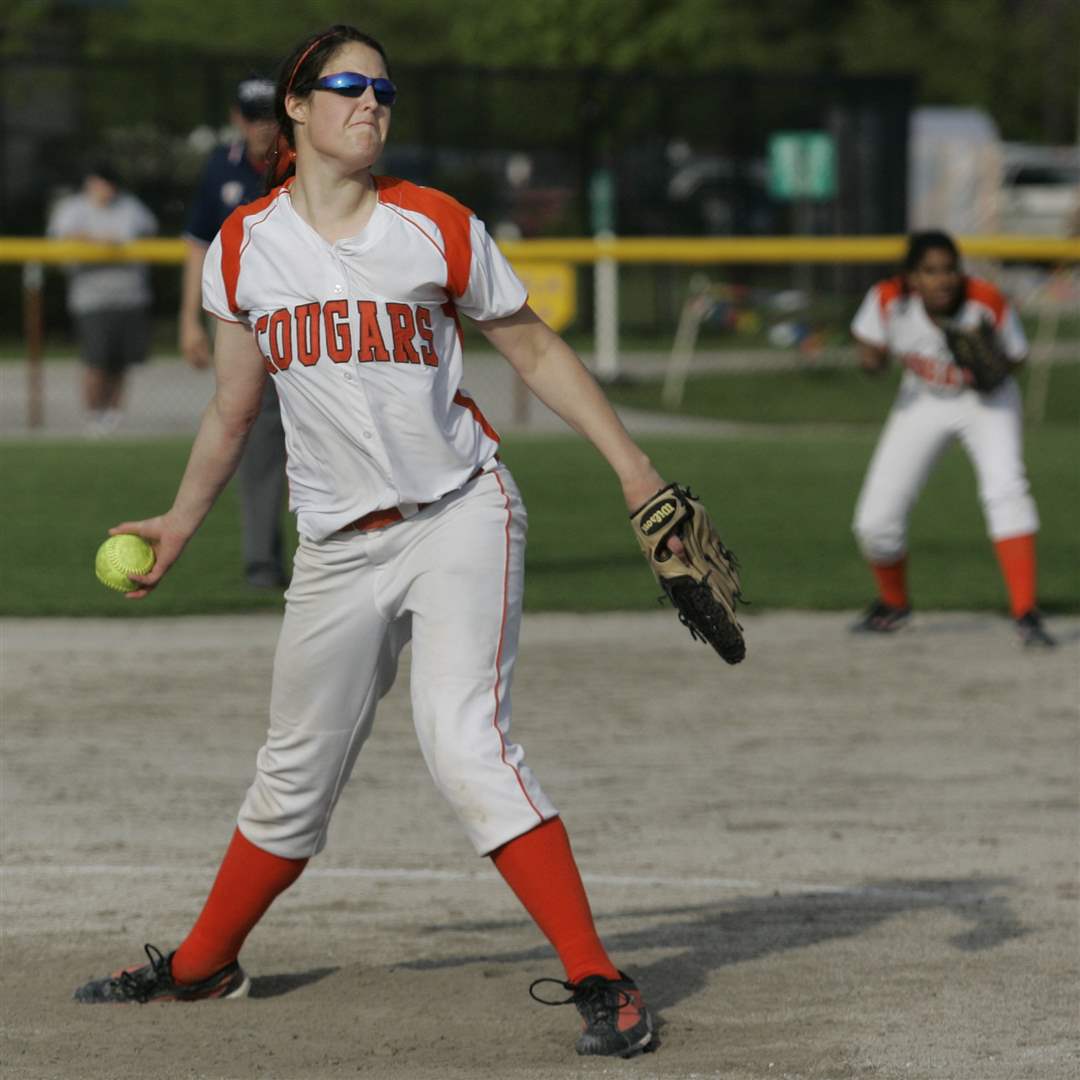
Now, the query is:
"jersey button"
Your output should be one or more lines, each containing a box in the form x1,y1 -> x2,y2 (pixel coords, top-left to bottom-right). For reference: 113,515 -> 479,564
333,284 -> 344,293
362,430 -> 373,439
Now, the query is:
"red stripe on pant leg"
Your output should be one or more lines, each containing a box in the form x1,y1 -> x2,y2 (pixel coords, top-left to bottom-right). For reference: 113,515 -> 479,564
490,470 -> 544,823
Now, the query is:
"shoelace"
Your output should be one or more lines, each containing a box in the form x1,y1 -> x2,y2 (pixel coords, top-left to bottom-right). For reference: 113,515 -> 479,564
115,943 -> 171,1003
528,976 -> 631,1028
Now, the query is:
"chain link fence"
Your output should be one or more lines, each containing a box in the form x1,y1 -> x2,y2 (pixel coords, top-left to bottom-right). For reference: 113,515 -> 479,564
1,52 -> 914,338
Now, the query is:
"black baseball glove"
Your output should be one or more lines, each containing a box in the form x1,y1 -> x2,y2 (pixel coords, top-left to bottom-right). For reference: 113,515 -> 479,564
630,483 -> 746,664
942,319 -> 1012,393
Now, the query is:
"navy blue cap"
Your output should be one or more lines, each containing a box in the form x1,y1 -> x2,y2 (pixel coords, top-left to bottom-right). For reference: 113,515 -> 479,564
235,77 -> 275,120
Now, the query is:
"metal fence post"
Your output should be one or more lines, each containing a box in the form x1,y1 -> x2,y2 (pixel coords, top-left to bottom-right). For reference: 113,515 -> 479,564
593,236 -> 619,382
23,261 -> 45,429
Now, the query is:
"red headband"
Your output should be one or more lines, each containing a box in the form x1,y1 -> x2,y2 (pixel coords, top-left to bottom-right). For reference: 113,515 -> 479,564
286,31 -> 334,98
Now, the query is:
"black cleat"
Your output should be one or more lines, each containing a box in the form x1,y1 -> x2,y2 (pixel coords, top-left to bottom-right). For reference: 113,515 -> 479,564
73,944 -> 250,1004
1015,609 -> 1056,648
530,971 -> 654,1057
851,599 -> 912,634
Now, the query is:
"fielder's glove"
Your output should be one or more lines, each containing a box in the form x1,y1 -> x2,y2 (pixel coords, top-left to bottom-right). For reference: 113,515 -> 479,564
942,319 -> 1012,393
630,483 -> 746,664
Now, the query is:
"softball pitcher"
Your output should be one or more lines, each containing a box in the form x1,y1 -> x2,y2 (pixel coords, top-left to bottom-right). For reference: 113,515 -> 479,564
850,230 -> 1055,646
73,24 -> 666,1058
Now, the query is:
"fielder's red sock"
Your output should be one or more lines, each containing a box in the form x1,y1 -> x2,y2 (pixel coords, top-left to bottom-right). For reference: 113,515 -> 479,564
993,533 -> 1038,619
870,557 -> 909,610
490,817 -> 620,986
170,828 -> 307,985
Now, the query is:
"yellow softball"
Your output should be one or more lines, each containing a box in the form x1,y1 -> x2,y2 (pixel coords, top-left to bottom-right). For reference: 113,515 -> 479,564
95,534 -> 155,593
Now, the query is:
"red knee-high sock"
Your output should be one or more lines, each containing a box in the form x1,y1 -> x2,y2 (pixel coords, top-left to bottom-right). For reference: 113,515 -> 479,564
871,557 -> 909,610
993,533 -> 1038,619
490,817 -> 620,985
170,828 -> 307,985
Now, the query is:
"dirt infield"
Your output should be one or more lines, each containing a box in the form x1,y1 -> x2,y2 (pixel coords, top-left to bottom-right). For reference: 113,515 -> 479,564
2,611 -> 1078,1080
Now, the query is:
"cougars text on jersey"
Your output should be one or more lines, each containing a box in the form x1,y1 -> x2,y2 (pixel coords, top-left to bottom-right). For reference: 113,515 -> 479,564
253,300 -> 442,373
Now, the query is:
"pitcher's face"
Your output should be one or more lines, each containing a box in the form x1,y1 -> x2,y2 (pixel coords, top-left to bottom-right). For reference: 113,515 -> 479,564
286,42 -> 392,174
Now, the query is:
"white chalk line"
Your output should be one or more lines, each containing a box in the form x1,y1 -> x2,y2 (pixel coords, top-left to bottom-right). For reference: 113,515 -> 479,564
0,864 -> 990,902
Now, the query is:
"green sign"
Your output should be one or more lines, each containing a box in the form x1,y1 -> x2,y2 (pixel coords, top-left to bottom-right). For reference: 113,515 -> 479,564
767,132 -> 836,201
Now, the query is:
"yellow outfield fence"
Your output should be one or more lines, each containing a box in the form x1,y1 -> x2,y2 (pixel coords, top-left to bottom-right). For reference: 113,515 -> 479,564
3,234 -> 1080,265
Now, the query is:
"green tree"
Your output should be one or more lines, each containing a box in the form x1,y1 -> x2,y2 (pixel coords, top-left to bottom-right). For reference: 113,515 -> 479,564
5,0 -> 1076,140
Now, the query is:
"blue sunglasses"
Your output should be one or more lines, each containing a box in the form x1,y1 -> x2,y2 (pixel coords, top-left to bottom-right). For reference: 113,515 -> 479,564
311,71 -> 397,106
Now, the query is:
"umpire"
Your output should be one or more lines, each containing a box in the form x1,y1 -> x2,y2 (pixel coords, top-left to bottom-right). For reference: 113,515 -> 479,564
179,77 -> 288,589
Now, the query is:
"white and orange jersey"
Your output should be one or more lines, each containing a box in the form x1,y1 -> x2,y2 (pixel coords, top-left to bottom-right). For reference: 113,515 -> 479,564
203,176 -> 527,541
851,275 -> 1027,392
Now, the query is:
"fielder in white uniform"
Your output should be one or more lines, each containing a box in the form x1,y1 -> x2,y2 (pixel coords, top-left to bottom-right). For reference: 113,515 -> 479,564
74,24 -> 664,1058
850,230 -> 1055,646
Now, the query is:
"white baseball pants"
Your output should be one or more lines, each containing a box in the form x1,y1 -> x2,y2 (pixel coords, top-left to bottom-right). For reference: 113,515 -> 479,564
853,378 -> 1039,564
237,465 -> 557,859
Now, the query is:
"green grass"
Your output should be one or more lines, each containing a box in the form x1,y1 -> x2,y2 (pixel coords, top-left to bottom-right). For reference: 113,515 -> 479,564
2,427 -> 1077,616
604,362 -> 1080,427
503,431 -> 1079,614
0,440 -> 297,617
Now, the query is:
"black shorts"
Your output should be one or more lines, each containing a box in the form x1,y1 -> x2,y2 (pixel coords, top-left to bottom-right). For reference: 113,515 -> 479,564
75,308 -> 151,372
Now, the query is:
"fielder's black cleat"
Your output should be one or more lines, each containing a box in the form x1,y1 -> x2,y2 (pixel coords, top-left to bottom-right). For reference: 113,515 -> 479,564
1015,609 -> 1056,648
851,599 -> 911,634
530,971 -> 655,1057
73,943 -> 251,1004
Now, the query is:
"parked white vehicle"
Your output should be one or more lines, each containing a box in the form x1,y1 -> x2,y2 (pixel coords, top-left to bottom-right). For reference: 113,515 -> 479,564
999,143 -> 1080,236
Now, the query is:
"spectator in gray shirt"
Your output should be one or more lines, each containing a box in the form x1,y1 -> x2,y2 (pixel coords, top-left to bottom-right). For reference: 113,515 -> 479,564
47,163 -> 158,436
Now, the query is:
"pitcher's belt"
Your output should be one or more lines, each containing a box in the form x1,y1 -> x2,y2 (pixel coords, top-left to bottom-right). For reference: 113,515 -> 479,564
341,464 -> 492,534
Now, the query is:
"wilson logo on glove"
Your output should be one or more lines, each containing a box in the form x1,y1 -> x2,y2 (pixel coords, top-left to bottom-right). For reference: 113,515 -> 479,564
639,499 -> 678,535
